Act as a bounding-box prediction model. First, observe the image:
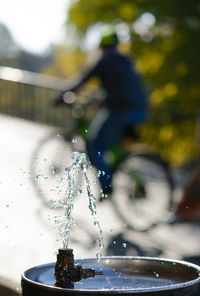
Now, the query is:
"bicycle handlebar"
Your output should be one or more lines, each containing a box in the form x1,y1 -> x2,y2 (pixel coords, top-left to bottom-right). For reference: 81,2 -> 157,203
54,90 -> 104,111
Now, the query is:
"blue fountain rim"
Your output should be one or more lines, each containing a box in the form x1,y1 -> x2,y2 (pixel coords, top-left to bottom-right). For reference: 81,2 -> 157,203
21,256 -> 200,294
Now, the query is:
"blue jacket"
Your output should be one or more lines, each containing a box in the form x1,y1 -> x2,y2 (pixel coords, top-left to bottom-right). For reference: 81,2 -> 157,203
70,48 -> 148,112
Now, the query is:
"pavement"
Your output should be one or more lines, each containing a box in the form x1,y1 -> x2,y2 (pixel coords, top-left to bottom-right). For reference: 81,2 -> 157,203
0,114 -> 200,293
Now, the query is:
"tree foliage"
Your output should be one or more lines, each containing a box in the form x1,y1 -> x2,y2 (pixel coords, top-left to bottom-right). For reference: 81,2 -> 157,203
42,45 -> 87,78
65,0 -> 200,165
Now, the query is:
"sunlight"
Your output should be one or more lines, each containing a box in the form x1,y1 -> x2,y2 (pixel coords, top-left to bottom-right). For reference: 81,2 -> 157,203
0,0 -> 69,54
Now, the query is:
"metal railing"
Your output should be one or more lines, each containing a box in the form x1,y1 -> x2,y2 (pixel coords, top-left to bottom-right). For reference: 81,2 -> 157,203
1,66 -> 198,130
0,66 -> 73,127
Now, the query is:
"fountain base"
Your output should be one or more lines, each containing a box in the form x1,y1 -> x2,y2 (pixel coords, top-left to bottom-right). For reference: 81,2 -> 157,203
54,248 -> 103,288
21,256 -> 200,295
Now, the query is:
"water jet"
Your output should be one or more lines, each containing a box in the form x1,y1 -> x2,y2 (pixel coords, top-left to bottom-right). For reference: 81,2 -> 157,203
22,152 -> 200,295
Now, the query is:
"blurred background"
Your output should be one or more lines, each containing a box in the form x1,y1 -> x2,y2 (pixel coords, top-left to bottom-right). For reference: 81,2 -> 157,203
0,0 -> 200,294
0,0 -> 200,165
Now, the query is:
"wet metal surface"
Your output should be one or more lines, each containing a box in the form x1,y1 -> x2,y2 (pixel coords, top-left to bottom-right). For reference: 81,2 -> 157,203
22,257 -> 200,295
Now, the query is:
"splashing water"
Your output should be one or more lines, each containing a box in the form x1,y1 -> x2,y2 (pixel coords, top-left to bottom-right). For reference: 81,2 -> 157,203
49,152 -> 104,258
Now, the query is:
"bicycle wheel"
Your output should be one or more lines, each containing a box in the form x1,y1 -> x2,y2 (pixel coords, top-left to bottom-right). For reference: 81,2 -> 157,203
31,133 -> 82,207
111,152 -> 174,231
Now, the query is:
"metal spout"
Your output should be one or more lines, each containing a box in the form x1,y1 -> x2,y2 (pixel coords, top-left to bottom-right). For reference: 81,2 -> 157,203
54,248 -> 103,288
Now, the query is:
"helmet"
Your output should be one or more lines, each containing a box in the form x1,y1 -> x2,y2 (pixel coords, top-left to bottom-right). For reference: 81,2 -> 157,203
99,27 -> 119,47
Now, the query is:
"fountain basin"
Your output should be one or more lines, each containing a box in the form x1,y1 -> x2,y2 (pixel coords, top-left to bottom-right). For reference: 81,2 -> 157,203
21,256 -> 200,295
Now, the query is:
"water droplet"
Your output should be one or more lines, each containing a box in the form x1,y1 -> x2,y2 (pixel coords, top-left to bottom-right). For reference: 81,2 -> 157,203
113,241 -> 116,245
96,252 -> 101,262
122,243 -> 127,248
153,271 -> 159,277
97,170 -> 101,177
72,138 -> 78,143
35,174 -> 41,180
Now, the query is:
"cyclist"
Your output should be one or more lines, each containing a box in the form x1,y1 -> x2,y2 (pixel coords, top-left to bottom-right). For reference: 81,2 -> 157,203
54,27 -> 149,199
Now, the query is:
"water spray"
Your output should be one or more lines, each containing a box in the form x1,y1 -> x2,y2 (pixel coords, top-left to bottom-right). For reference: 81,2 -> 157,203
52,152 -> 104,287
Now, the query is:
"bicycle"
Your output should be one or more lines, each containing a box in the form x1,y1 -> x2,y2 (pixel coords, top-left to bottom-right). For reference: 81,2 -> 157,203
31,93 -> 175,232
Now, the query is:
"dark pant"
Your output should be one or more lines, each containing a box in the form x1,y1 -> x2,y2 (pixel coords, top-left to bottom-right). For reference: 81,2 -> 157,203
86,109 -> 147,193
